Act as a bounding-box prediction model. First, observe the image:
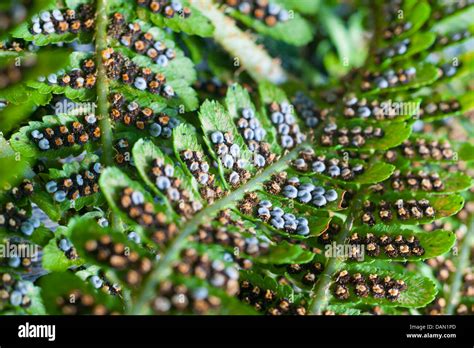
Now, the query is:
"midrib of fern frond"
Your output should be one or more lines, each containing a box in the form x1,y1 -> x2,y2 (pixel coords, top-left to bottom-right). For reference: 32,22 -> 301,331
309,188 -> 364,314
189,0 -> 287,84
445,216 -> 474,314
367,1 -> 384,59
96,0 -> 113,167
96,0 -> 123,231
131,142 -> 309,314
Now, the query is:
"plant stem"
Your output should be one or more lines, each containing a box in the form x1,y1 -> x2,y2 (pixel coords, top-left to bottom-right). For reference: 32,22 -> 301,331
131,143 -> 307,314
445,217 -> 474,314
95,0 -> 113,166
310,192 -> 362,314
368,1 -> 383,58
189,0 -> 286,84
95,1 -> 123,231
309,213 -> 353,314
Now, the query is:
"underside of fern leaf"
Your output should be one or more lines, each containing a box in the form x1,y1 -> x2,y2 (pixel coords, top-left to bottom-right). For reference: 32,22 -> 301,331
0,0 -> 473,321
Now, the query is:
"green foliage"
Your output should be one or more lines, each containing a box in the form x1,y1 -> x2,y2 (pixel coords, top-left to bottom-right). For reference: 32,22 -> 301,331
0,0 -> 473,317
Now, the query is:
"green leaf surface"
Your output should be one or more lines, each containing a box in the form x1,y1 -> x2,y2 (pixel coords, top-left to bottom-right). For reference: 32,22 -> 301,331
387,170 -> 473,194
263,171 -> 346,214
228,5 -> 313,46
42,234 -> 84,272
0,136 -> 29,188
225,83 -> 281,154
274,0 -> 320,15
238,191 -> 332,240
357,193 -> 464,226
99,167 -> 172,231
349,226 -> 456,261
392,0 -> 431,41
11,22 -> 91,46
317,121 -> 412,151
118,45 -> 197,85
256,240 -> 314,264
363,63 -> 439,95
0,92 -> 51,132
0,272 -> 46,314
330,264 -> 437,308
39,272 -> 123,315
355,162 -> 396,185
33,156 -> 104,219
458,142 -> 474,162
69,215 -> 155,291
258,80 -> 289,104
420,93 -> 474,122
10,115 -> 97,160
132,138 -> 201,214
169,275 -> 257,315
0,0 -> 472,318
23,51 -> 95,101
198,99 -> 255,175
380,31 -> 437,67
431,3 -> 474,33
111,79 -> 198,112
240,270 -> 293,300
172,122 -> 227,192
297,156 -> 396,186
137,3 -> 214,37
